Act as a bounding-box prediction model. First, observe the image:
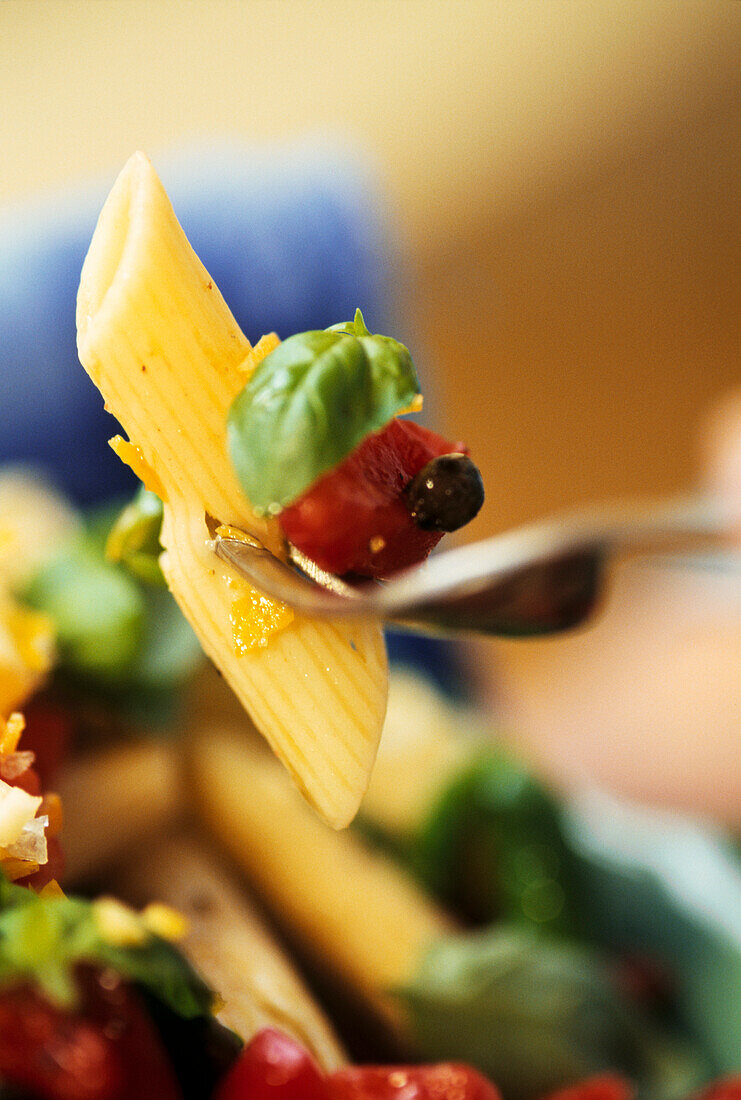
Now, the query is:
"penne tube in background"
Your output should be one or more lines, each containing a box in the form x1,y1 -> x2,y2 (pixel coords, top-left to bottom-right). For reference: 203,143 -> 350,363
187,723 -> 455,1034
117,830 -> 346,1071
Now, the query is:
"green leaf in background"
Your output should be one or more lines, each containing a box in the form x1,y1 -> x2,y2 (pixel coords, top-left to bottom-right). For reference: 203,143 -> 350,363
97,932 -> 212,1021
22,540 -> 146,681
0,874 -> 212,1020
106,486 -> 166,586
113,582 -> 204,725
227,309 -> 420,514
124,584 -> 202,692
395,925 -> 708,1100
20,502 -> 203,718
563,789 -> 741,1075
411,749 -> 576,934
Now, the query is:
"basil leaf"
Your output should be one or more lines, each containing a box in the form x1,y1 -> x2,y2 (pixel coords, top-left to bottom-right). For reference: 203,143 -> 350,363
22,541 -> 145,681
106,487 -> 166,586
410,749 -> 576,934
97,935 -> 212,1020
21,500 -> 202,713
228,309 -> 420,514
563,790 -> 741,1074
0,875 -> 212,1019
395,925 -> 708,1100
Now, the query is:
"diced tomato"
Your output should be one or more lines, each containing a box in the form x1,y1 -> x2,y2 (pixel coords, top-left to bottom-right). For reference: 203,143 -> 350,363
537,1075 -> 634,1100
0,968 -> 181,1100
692,1079 -> 741,1099
216,1031 -> 503,1100
21,697 -> 73,785
9,763 -> 42,796
327,1063 -> 502,1100
279,419 -> 467,578
215,1028 -> 326,1100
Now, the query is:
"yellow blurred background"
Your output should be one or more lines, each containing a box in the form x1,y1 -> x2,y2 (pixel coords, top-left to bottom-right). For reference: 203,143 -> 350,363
2,0 -> 740,815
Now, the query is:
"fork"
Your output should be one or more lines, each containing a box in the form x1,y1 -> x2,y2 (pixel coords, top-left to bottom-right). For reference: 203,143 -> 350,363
213,494 -> 738,637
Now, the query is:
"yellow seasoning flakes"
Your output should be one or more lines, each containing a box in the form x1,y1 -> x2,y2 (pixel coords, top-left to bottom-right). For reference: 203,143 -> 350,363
141,902 -> 189,942
1,857 -> 38,882
38,878 -> 65,899
109,436 -> 167,501
230,589 -> 294,653
0,712 -> 25,755
93,897 -> 149,948
215,524 -> 294,651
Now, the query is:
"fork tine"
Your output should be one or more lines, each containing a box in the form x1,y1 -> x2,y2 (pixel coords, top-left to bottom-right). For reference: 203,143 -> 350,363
213,535 -> 365,616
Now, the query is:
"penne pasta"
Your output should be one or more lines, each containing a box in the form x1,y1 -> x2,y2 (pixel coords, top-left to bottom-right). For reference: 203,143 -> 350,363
76,152 -> 388,828
117,831 -> 346,1071
188,724 -> 455,1034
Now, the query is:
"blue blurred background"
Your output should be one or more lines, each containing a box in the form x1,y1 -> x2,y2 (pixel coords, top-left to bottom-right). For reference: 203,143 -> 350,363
0,141 -> 394,504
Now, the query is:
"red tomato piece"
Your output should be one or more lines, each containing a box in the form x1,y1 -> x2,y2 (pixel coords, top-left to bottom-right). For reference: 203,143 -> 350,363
0,984 -> 120,1100
9,763 -> 42,797
692,1079 -> 741,1100
326,1063 -> 502,1100
215,1028 -> 326,1100
21,697 -> 73,785
0,969 -> 181,1100
537,1075 -> 634,1100
216,1032 -> 505,1100
278,419 -> 467,578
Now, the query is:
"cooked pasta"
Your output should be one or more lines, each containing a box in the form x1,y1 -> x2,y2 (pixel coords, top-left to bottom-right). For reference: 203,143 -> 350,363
76,153 -> 387,828
118,831 -> 346,1070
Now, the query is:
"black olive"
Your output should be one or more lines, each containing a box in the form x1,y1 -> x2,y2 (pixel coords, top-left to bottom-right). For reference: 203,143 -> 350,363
404,453 -> 485,532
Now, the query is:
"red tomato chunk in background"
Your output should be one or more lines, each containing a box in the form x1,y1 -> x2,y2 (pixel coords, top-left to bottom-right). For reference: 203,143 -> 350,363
214,1029 -> 326,1100
692,1079 -> 741,1100
0,969 -> 181,1100
537,1075 -> 634,1100
215,1030 -> 502,1100
327,1064 -> 502,1100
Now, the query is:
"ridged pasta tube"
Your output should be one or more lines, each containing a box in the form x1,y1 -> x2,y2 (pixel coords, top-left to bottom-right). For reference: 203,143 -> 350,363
188,724 -> 455,1034
76,153 -> 388,827
118,831 -> 346,1071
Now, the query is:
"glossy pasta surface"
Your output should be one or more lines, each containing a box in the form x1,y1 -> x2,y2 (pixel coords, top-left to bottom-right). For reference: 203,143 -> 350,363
77,153 -> 388,827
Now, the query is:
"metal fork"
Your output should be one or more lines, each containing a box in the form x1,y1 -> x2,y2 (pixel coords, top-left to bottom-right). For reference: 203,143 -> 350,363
214,494 -> 738,637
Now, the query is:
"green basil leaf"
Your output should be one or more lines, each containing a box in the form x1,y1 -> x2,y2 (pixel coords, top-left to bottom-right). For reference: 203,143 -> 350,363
106,487 -> 166,586
0,875 -> 213,1019
402,749 -> 576,934
96,935 -> 213,1020
394,925 -> 708,1100
227,309 -> 420,514
21,499 -> 202,711
563,790 -> 741,1074
22,541 -> 146,681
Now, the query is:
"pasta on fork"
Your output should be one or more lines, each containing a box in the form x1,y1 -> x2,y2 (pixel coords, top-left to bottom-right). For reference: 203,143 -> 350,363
76,152 -> 388,828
